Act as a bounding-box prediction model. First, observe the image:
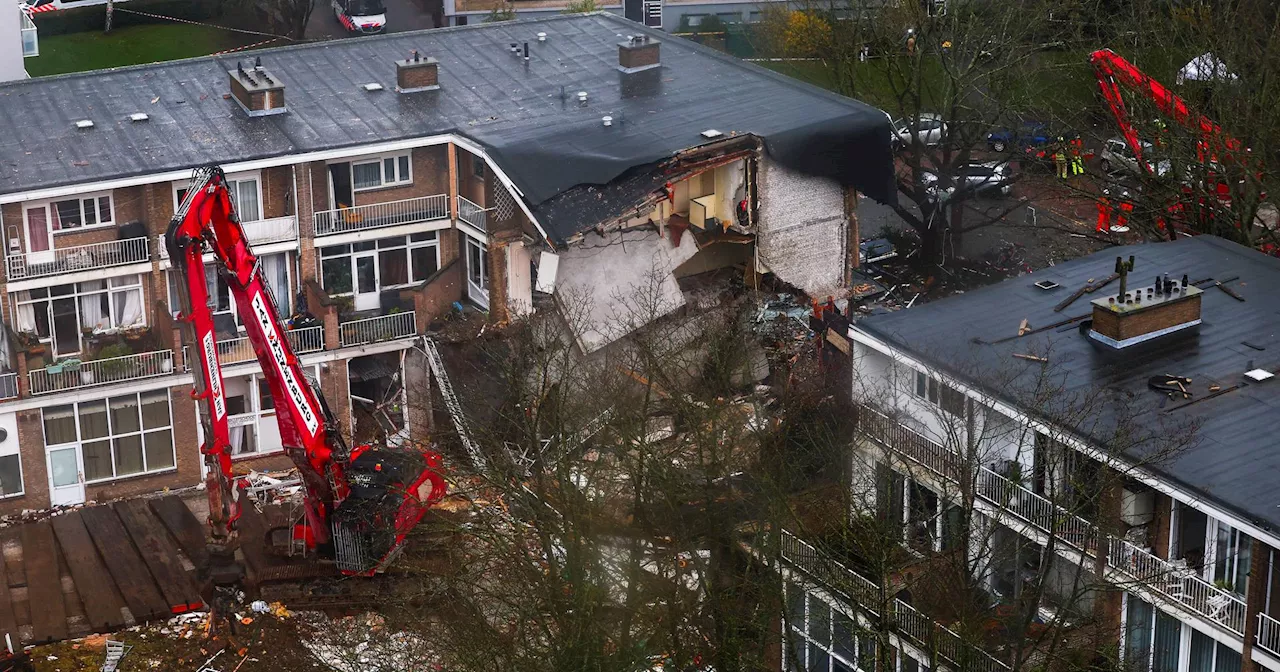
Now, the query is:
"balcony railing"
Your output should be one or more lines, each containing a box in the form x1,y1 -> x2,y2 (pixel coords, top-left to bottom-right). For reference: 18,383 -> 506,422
6,237 -> 150,281
314,195 -> 448,236
780,530 -> 1010,672
1258,613 -> 1280,659
457,195 -> 488,232
856,403 -> 1248,635
29,350 -> 175,395
243,215 -> 298,245
183,326 -> 325,370
20,9 -> 37,58
339,312 -> 416,347
0,373 -> 17,401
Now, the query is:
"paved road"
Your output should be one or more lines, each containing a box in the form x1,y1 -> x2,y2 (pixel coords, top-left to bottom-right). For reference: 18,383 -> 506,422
305,0 -> 439,40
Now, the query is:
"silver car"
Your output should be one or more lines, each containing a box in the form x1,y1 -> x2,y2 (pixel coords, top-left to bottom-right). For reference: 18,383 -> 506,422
1101,137 -> 1171,177
892,113 -> 946,148
921,161 -> 1012,200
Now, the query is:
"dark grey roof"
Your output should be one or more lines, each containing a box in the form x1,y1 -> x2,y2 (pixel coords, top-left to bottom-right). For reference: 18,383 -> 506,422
0,14 -> 893,244
857,236 -> 1280,533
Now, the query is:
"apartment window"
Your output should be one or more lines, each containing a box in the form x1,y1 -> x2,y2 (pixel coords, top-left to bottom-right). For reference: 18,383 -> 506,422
319,234 -> 438,296
784,580 -> 885,672
683,13 -> 706,27
747,11 -> 761,22
716,11 -> 740,23
52,195 -> 114,231
167,253 -> 292,320
913,371 -> 965,416
467,237 -> 488,290
0,437 -> 22,497
176,176 -> 261,222
43,391 -> 175,483
1210,520 -> 1251,596
1189,629 -> 1242,672
14,276 -> 145,357
353,154 -> 411,191
197,373 -> 281,456
472,157 -> 485,179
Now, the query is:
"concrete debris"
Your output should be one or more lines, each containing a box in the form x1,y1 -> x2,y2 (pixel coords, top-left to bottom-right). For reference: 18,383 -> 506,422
300,611 -> 441,672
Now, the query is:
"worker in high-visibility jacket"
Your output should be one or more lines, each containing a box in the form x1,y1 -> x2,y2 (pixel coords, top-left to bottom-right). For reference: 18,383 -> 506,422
1113,191 -> 1133,233
1096,190 -> 1113,233
1070,137 -> 1085,176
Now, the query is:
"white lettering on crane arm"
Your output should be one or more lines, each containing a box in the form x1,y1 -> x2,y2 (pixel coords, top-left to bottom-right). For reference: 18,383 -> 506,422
202,332 -> 226,421
251,292 -> 321,437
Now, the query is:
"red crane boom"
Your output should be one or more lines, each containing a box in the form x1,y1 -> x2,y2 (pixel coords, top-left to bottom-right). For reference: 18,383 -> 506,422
166,166 -> 446,587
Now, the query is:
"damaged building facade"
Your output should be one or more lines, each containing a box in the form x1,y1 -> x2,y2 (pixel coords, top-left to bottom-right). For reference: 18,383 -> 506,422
0,14 -> 891,512
780,237 -> 1280,672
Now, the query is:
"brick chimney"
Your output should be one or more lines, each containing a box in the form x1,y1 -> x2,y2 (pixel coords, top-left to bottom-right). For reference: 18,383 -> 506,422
1089,268 -> 1202,348
396,50 -> 440,93
618,35 -> 660,74
229,58 -> 286,117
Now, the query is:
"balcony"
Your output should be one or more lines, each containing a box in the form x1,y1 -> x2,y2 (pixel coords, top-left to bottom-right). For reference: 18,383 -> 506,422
0,373 -> 16,401
20,9 -> 37,58
6,237 -> 150,282
457,195 -> 487,232
29,349 -> 175,396
856,403 -> 1248,635
159,216 -> 297,259
338,311 -> 416,347
314,195 -> 448,237
182,326 -> 325,369
1258,613 -> 1280,659
779,530 -> 1010,672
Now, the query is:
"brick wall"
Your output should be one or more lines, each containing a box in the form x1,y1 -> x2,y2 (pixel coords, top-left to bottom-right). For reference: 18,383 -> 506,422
405,259 -> 462,333
1150,492 -> 1172,560
0,409 -> 50,515
487,232 -> 514,323
297,162 -> 323,284
85,384 -> 202,501
262,166 -> 293,219
458,150 -> 486,206
351,146 -> 450,207
320,359 -> 352,444
1091,295 -> 1202,342
756,159 -> 849,298
403,348 -> 432,445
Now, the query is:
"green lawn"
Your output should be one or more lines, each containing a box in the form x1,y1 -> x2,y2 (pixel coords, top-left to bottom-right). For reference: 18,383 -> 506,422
26,23 -> 256,77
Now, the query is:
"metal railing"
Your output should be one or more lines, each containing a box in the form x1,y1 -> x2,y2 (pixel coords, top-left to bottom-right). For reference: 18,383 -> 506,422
183,326 -> 325,370
29,350 -> 175,395
780,530 -> 1009,672
457,195 -> 488,232
20,9 -> 37,58
339,311 -> 416,347
1258,613 -> 1280,659
6,237 -> 150,281
0,373 -> 17,400
243,215 -> 299,245
856,403 -> 1249,635
314,195 -> 448,236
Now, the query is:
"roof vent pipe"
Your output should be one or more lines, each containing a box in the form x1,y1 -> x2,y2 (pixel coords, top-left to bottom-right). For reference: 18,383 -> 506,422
523,42 -> 529,62
602,115 -> 613,127
577,91 -> 588,105
537,32 -> 547,42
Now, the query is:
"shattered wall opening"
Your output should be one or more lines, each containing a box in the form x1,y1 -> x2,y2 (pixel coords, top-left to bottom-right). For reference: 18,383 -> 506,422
756,159 -> 851,298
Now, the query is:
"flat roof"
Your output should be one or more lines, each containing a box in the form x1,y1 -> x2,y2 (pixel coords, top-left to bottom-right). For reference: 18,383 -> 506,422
1,13 -> 893,244
856,236 -> 1280,533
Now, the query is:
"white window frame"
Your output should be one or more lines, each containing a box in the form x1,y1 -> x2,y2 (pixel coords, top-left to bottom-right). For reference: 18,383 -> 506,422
23,192 -> 116,246
317,234 -> 438,297
351,153 -> 412,192
912,370 -> 966,417
12,275 -> 147,356
41,391 -> 177,485
166,252 -> 293,325
197,372 -> 283,459
173,171 -> 264,223
784,579 -> 892,672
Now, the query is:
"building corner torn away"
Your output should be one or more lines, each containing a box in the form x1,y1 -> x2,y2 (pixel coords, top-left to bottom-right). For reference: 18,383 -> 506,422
756,159 -> 850,298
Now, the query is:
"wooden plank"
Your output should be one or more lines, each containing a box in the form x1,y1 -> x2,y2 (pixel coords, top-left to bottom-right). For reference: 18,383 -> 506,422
0,533 -> 19,647
79,505 -> 170,622
114,500 -> 202,613
235,504 -> 272,581
20,522 -> 67,643
149,495 -> 208,569
49,513 -> 126,632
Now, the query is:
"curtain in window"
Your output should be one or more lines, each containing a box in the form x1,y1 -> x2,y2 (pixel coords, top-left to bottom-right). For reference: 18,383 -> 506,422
1125,595 -> 1154,670
231,179 -> 260,222
109,395 -> 141,434
261,253 -> 290,314
353,163 -> 381,190
78,281 -> 108,331
42,405 -> 78,445
1188,631 -> 1214,672
112,287 -> 143,327
113,435 -> 144,476
16,301 -> 36,333
1152,611 -> 1180,672
379,248 -> 408,286
1216,642 -> 1242,672
25,208 -> 49,252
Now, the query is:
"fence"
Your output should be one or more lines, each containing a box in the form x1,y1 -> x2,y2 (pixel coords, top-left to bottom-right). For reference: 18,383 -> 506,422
29,350 -> 174,395
338,311 -> 416,347
314,195 -> 448,236
184,326 -> 326,370
457,195 -> 488,232
6,237 -> 150,281
0,373 -> 16,400
1258,613 -> 1280,659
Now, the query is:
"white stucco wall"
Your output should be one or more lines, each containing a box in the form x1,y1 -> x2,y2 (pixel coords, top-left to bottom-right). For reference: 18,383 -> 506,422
756,159 -> 847,298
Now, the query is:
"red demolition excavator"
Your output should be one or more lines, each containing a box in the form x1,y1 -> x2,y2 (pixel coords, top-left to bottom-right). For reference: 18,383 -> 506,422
166,166 -> 447,598
1090,48 -> 1266,239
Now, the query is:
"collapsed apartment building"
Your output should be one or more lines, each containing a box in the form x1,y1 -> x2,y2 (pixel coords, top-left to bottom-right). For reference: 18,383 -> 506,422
0,13 -> 892,513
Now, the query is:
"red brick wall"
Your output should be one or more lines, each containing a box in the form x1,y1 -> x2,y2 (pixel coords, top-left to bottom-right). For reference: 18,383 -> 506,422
406,259 -> 462,332
1092,295 -> 1202,342
0,409 -> 51,514
457,150 -> 486,206
320,359 -> 352,444
262,166 -> 293,219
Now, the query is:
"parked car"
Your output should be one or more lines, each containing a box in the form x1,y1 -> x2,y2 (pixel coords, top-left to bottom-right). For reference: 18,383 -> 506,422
921,161 -> 1013,200
1101,137 -> 1171,177
892,113 -> 946,148
986,121 -> 1051,153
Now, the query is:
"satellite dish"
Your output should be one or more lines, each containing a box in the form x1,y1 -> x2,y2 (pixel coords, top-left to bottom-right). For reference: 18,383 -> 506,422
0,428 -> 8,442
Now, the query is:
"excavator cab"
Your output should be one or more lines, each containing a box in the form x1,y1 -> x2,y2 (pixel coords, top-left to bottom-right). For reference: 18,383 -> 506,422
331,448 -> 442,575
